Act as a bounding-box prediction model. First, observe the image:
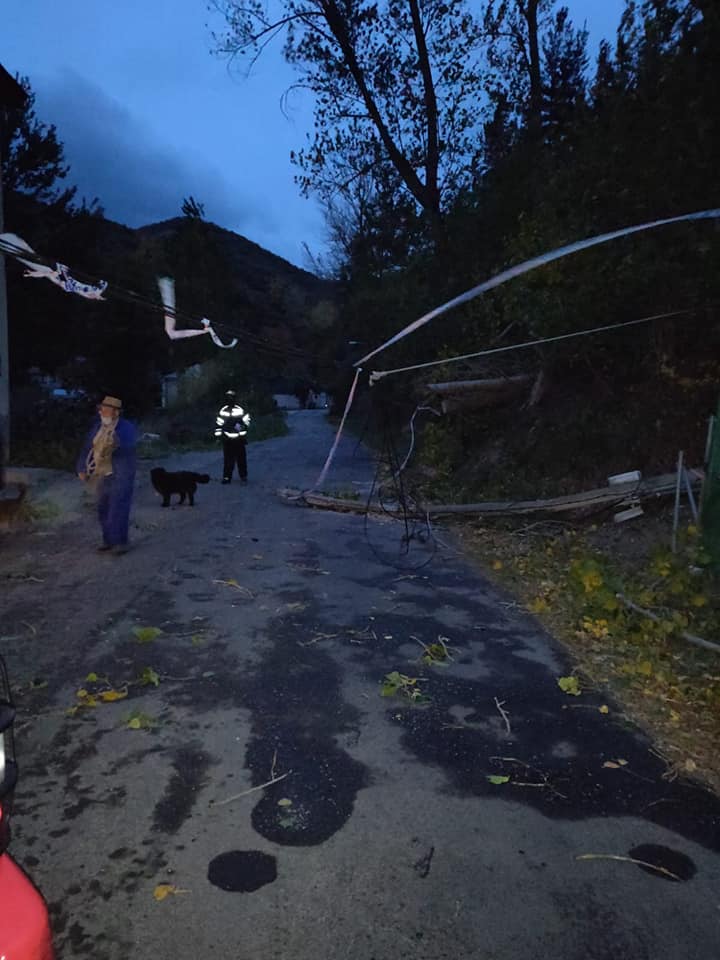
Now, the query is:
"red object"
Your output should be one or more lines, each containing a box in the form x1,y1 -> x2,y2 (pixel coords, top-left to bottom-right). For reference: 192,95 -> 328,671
0,852 -> 55,960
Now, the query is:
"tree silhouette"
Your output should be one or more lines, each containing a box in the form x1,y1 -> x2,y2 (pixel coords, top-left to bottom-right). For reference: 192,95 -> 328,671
181,195 -> 205,219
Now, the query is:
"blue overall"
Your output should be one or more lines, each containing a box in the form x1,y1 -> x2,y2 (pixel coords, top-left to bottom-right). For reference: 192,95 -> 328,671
78,418 -> 137,547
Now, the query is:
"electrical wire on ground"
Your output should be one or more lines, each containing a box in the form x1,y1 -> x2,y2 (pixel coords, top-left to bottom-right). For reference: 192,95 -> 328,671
361,387 -> 439,572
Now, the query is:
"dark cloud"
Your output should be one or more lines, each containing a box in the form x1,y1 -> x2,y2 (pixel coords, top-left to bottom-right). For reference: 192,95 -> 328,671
32,69 -> 318,265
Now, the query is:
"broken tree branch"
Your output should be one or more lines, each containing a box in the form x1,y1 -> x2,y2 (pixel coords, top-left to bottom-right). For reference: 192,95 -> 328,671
213,771 -> 290,807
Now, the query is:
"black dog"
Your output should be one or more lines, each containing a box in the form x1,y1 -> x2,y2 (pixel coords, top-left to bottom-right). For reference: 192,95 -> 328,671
151,468 -> 210,507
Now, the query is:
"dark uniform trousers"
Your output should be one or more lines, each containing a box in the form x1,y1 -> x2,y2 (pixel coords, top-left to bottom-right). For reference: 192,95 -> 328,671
223,437 -> 247,481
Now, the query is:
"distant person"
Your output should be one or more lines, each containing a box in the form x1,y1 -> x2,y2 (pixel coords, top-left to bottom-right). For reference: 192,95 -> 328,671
77,395 -> 137,554
215,389 -> 251,484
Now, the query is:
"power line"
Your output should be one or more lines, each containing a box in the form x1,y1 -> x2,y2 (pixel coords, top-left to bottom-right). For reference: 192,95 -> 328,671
369,309 -> 692,384
355,206 -> 720,368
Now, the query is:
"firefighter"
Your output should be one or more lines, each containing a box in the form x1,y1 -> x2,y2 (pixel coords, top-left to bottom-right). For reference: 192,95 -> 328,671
215,389 -> 251,484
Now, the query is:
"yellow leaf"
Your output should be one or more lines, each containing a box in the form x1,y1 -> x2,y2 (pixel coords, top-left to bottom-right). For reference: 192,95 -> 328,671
598,705 -> 609,714
557,676 -> 581,696
153,884 -> 188,902
75,689 -> 98,708
492,560 -> 503,571
127,717 -> 142,730
603,761 -> 620,769
99,688 -> 128,703
637,660 -> 653,677
669,709 -> 681,722
684,758 -> 697,772
690,594 -> 707,607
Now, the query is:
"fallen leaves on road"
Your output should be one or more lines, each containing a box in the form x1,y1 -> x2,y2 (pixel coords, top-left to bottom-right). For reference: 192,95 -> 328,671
153,884 -> 189,902
126,710 -> 156,730
557,676 -> 581,696
140,666 -> 160,687
98,688 -> 128,703
132,626 -> 163,644
380,671 -> 429,703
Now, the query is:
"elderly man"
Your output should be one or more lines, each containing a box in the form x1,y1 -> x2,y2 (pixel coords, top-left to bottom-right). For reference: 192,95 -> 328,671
215,389 -> 251,484
77,395 -> 137,554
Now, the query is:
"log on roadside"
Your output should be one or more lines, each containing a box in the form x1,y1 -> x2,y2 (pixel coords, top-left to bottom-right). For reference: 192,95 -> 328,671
426,375 -> 531,413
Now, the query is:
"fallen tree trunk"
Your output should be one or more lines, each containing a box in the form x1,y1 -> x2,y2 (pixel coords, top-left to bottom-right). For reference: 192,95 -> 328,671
426,375 -> 531,396
277,469 -> 701,520
426,375 -> 531,413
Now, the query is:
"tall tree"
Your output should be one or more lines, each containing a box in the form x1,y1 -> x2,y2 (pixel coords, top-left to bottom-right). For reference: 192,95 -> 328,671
212,0 -> 486,222
483,1 -> 588,146
0,75 -> 77,218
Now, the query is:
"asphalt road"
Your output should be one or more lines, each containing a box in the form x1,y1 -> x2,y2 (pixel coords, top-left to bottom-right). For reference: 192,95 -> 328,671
2,410 -> 719,960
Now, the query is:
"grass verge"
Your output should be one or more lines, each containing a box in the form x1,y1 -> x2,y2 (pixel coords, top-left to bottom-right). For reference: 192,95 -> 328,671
453,504 -> 720,794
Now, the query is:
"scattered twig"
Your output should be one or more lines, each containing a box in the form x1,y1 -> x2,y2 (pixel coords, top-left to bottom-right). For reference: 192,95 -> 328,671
212,579 -> 254,599
494,697 -> 512,735
575,853 -> 681,882
489,756 -> 567,800
270,749 -> 278,780
641,797 -> 682,813
298,631 -> 340,648
213,771 -> 290,807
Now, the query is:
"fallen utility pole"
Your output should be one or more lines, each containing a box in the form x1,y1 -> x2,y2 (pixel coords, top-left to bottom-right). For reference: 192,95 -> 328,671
278,470 -> 701,520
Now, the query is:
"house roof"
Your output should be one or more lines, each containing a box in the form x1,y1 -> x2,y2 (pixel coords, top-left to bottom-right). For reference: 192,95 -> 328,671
0,64 -> 26,109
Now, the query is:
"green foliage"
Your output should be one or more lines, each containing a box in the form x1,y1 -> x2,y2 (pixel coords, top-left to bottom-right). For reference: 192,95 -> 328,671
132,626 -> 163,645
557,676 -> 581,696
140,666 -> 161,687
487,774 -> 510,785
380,670 -> 428,703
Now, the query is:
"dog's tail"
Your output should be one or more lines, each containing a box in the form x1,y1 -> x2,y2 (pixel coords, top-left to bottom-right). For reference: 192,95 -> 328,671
193,473 -> 210,483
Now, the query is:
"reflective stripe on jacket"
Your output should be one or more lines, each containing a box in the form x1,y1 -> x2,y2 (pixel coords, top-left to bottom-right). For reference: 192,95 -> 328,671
214,403 -> 251,439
